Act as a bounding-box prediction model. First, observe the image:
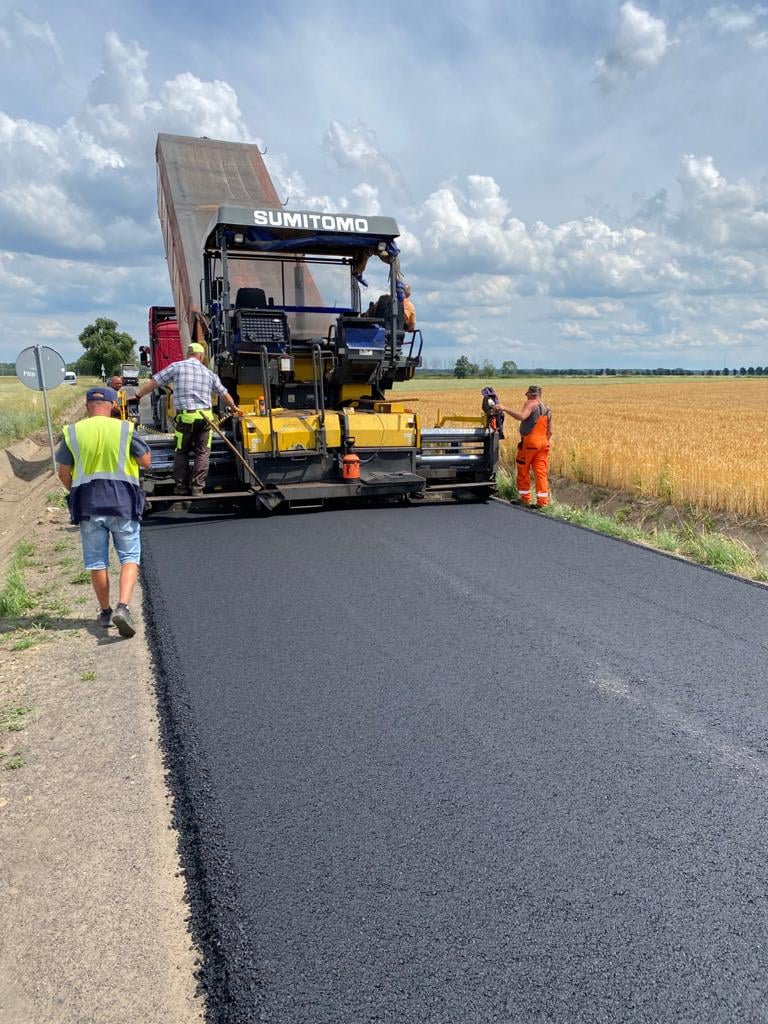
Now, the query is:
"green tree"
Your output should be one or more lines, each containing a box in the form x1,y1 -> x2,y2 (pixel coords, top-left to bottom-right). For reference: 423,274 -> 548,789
480,360 -> 496,377
75,318 -> 137,376
454,355 -> 479,378
499,359 -> 518,376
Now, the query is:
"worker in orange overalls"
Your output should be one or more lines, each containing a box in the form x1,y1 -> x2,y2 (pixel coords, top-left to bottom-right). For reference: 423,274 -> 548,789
500,385 -> 552,507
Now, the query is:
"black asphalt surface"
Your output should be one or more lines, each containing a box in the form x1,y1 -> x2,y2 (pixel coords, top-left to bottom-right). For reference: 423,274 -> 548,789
142,500 -> 768,1024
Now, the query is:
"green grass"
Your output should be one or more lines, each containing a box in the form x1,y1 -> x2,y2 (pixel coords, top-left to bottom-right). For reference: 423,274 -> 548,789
0,706 -> 33,732
46,488 -> 69,509
0,541 -> 36,617
81,670 -> 97,682
0,377 -> 97,449
10,626 -> 48,651
70,569 -> 92,585
496,487 -> 768,582
1,752 -> 25,770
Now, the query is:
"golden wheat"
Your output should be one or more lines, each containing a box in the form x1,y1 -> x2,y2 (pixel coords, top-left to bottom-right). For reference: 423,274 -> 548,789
390,379 -> 768,517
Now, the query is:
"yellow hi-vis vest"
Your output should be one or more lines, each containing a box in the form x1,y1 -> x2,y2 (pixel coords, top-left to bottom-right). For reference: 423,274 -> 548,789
63,417 -> 143,523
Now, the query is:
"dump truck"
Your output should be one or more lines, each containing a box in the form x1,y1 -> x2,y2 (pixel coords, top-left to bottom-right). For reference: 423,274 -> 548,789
139,133 -> 501,511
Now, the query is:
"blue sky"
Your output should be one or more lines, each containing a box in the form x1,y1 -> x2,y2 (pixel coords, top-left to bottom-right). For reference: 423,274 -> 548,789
2,0 -> 768,370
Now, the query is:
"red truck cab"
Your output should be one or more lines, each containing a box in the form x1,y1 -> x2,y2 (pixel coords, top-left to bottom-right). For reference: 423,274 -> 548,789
143,307 -> 184,430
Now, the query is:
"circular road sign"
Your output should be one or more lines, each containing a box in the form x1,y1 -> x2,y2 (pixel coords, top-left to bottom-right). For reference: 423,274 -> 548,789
15,346 -> 66,391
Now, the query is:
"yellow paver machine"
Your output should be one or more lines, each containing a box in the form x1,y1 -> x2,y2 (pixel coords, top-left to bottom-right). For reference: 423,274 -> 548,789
141,133 -> 501,511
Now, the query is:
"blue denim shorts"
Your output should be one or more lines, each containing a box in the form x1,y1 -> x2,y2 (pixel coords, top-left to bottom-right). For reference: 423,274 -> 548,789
79,516 -> 141,570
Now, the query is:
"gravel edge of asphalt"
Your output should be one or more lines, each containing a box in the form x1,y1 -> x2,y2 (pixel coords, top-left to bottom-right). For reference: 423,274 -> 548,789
141,541 -> 261,1024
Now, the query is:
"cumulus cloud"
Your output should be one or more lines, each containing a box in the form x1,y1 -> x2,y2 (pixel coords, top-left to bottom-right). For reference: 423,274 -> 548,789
350,183 -> 381,216
2,23 -> 768,369
395,150 -> 768,361
322,120 -> 403,189
554,300 -> 625,317
595,2 -> 670,89
0,31 -> 256,265
557,322 -> 592,339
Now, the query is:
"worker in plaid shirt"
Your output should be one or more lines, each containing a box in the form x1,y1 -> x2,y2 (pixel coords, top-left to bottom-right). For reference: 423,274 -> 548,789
135,343 -> 240,496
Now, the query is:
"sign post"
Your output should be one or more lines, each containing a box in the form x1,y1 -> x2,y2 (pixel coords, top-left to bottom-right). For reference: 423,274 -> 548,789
15,345 -> 66,474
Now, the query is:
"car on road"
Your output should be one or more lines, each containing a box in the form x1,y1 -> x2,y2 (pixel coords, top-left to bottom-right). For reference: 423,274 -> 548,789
64,371 -> 77,384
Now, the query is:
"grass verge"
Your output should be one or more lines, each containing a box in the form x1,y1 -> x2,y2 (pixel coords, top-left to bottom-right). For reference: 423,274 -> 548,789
495,469 -> 768,583
0,540 -> 36,617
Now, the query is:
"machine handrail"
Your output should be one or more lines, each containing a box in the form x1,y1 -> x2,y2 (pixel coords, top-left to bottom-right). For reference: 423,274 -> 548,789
259,345 -> 276,457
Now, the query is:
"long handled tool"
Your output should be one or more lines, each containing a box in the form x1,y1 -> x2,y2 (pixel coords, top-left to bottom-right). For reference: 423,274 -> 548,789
209,414 -> 265,491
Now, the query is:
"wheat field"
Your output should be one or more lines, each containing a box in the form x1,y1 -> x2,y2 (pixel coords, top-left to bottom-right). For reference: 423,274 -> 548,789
0,377 -> 95,448
389,377 -> 768,517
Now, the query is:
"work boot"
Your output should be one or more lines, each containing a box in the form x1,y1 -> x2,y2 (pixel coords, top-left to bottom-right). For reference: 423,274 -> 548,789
97,607 -> 113,628
112,603 -> 135,639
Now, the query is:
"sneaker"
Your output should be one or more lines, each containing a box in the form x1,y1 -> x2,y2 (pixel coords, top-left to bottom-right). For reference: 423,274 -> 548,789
112,604 -> 136,639
97,607 -> 113,628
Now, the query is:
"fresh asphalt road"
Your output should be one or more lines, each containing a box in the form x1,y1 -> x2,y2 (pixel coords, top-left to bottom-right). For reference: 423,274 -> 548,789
141,500 -> 768,1024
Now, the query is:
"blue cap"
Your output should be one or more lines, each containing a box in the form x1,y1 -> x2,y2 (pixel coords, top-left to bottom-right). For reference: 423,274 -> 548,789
86,386 -> 118,402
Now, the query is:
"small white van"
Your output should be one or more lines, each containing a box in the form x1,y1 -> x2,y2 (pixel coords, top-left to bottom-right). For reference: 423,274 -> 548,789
64,371 -> 77,384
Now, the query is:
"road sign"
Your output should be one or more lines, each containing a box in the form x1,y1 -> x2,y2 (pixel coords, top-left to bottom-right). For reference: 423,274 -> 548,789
15,345 -> 66,392
15,345 -> 66,474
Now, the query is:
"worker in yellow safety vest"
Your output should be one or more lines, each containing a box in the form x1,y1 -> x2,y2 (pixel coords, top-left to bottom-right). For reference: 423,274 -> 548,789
56,386 -> 151,637
500,385 -> 552,508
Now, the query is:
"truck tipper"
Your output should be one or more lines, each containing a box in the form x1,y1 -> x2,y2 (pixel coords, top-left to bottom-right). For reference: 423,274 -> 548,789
139,133 -> 501,511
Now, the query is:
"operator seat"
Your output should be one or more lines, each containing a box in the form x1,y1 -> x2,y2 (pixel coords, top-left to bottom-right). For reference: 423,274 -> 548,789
235,287 -> 267,309
232,287 -> 288,353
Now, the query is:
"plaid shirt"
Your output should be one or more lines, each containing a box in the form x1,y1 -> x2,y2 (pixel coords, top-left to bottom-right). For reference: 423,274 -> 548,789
153,358 -> 228,411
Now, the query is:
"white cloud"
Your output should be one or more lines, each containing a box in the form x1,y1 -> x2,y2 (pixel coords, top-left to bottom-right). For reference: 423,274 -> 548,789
555,299 -> 624,317
322,120 -> 402,189
595,2 -> 670,88
743,317 -> 768,330
707,5 -> 766,32
161,73 -> 252,144
0,32 -> 256,263
0,8 -> 62,65
350,183 -> 381,216
557,322 -> 592,339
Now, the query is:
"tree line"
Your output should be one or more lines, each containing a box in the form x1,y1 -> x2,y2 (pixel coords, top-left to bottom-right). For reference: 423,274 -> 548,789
449,356 -> 768,378
0,319 -> 137,377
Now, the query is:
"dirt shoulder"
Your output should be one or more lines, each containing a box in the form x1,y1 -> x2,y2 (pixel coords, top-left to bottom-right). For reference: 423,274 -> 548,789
0,438 -> 203,1023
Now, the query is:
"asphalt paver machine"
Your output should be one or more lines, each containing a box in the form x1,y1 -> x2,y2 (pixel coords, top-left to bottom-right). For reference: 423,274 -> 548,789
140,134 -> 500,510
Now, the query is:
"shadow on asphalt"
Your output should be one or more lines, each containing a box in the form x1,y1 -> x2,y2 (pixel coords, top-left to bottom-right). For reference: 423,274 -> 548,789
142,493 -> 492,531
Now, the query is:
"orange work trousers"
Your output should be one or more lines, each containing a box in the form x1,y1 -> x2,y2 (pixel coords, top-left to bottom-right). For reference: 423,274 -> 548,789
516,440 -> 550,506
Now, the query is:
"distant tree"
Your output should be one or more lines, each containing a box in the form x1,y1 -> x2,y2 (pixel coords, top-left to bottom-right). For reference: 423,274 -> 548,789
454,355 -> 479,378
748,366 -> 755,375
756,367 -> 764,376
479,360 -> 496,377
739,366 -> 747,376
75,318 -> 137,377
722,367 -> 730,376
499,359 -> 518,376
